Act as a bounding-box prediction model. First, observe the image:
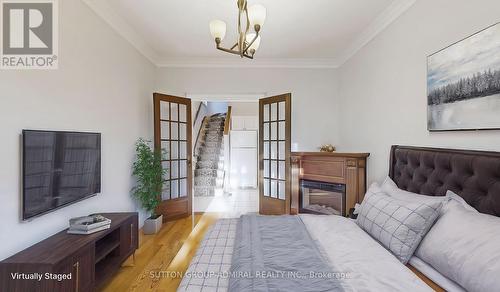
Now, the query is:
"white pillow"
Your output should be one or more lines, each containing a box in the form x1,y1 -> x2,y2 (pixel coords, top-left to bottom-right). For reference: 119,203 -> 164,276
356,183 -> 443,264
382,177 -> 478,215
445,190 -> 478,213
415,200 -> 500,292
381,177 -> 449,204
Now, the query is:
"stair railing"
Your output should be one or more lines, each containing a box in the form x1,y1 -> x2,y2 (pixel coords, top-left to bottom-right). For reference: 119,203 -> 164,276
193,102 -> 208,157
194,116 -> 208,158
223,106 -> 232,135
222,106 -> 232,191
193,101 -> 205,125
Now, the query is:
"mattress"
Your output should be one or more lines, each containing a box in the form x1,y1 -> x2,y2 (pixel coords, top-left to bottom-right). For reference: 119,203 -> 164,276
178,215 -> 434,292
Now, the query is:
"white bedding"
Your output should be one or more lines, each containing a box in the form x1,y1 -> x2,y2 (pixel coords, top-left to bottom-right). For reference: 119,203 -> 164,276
179,215 -> 437,292
300,214 -> 433,292
409,256 -> 465,292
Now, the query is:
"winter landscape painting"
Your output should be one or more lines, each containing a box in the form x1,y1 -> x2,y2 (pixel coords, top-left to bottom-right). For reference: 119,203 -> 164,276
428,22 -> 500,131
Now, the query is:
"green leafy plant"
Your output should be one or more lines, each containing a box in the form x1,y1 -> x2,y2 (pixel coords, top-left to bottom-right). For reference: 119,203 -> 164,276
132,138 -> 166,219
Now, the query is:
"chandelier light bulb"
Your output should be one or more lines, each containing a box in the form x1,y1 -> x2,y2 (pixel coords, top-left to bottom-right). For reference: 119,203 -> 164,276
209,20 -> 226,40
248,4 -> 266,27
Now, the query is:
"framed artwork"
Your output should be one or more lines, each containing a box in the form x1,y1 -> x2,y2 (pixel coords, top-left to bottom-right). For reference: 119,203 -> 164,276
427,22 -> 500,131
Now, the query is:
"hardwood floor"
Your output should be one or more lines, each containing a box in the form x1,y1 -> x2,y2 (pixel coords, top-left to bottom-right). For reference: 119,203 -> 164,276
100,213 -> 219,292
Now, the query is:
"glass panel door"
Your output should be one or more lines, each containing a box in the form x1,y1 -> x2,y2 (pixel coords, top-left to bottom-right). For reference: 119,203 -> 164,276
259,93 -> 291,215
154,93 -> 192,221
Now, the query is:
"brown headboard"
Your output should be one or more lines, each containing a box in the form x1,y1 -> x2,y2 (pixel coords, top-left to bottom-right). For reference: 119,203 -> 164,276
389,145 -> 500,216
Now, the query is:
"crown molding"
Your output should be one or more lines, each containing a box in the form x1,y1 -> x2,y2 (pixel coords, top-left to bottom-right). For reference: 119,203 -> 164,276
83,0 -> 415,69
156,57 -> 340,69
82,0 -> 160,65
188,93 -> 265,101
336,0 -> 417,66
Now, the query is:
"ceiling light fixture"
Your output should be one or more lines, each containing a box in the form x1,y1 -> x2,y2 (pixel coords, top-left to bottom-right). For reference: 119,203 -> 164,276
209,0 -> 266,59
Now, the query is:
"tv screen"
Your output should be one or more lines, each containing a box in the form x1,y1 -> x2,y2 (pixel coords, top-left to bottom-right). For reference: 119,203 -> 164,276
22,130 -> 101,220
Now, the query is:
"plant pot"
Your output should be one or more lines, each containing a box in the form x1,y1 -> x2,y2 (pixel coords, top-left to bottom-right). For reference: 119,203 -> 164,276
143,214 -> 163,234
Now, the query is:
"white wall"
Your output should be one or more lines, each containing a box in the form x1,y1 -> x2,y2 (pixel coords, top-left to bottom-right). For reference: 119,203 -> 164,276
191,100 -> 202,121
228,102 -> 258,116
0,0 -> 155,260
156,67 -> 340,151
338,0 -> 500,184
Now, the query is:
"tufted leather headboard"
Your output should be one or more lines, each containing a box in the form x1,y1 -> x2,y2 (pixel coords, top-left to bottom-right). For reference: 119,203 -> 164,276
389,145 -> 500,216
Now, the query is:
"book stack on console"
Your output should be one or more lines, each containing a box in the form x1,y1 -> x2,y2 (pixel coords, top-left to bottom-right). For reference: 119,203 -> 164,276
67,214 -> 111,235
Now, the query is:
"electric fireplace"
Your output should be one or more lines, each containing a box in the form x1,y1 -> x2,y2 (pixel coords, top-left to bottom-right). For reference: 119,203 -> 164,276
299,180 -> 346,216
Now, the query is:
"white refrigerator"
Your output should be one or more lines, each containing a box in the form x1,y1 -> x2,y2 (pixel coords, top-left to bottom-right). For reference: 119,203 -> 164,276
230,130 -> 258,189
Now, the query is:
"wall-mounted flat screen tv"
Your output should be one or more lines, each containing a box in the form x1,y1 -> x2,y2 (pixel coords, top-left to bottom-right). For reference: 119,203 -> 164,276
22,130 -> 101,220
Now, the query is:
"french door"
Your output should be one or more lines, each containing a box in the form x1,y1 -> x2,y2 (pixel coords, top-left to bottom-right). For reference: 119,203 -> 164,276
259,93 -> 291,215
154,93 -> 192,221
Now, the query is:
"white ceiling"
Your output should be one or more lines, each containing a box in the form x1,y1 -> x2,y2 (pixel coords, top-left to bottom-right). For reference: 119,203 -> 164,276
83,0 -> 416,68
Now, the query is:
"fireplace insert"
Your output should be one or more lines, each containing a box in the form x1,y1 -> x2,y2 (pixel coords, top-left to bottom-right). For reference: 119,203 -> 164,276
299,180 -> 346,216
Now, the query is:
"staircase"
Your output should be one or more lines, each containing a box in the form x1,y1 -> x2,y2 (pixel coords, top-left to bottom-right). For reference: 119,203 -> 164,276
194,113 -> 226,197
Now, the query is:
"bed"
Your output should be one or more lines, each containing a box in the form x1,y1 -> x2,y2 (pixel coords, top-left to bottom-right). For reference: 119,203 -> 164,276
178,145 -> 500,292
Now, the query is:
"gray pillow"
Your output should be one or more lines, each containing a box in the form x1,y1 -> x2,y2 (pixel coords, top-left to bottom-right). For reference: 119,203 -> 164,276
356,183 -> 442,264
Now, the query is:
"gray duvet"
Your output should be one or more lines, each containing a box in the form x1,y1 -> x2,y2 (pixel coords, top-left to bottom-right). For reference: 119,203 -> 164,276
229,215 -> 344,292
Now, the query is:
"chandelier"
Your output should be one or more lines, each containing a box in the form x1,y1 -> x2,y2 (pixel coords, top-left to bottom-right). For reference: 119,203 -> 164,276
209,0 -> 266,59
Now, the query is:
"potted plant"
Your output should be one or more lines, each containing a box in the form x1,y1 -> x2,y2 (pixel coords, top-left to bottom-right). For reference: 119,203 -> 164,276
132,138 -> 166,234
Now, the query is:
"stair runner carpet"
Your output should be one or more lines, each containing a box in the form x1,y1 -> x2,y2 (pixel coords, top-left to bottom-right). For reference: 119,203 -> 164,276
194,113 -> 226,197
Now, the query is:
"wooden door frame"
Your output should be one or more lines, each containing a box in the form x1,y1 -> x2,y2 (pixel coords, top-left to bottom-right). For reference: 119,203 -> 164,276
259,93 -> 291,215
153,92 -> 193,221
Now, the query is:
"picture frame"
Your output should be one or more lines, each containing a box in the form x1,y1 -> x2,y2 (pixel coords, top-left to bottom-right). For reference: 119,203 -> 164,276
427,22 -> 500,131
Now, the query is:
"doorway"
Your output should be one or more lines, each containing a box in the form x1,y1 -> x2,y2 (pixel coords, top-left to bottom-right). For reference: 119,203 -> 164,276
191,99 -> 260,217
154,93 -> 292,220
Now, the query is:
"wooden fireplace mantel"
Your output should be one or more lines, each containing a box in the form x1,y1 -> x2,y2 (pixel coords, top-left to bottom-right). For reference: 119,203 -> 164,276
290,152 -> 370,215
